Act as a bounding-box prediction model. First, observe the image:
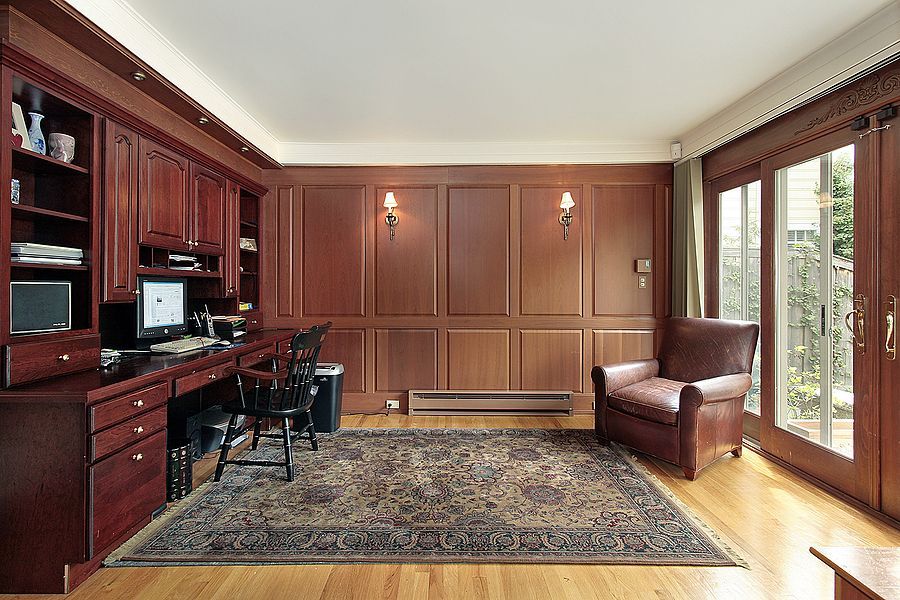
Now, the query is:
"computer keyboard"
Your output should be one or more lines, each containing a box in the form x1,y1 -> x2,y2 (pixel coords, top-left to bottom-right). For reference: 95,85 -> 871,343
150,337 -> 222,354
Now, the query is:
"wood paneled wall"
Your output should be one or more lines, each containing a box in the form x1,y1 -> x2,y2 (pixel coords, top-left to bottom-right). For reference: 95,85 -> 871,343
261,165 -> 672,413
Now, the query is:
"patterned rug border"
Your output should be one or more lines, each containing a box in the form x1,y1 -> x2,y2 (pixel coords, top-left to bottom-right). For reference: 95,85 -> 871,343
105,428 -> 748,569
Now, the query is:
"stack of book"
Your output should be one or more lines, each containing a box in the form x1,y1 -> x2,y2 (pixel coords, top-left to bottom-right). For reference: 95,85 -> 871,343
11,242 -> 83,265
166,441 -> 193,502
169,254 -> 202,271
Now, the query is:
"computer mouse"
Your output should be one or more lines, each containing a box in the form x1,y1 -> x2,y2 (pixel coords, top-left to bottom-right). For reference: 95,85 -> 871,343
213,339 -> 232,346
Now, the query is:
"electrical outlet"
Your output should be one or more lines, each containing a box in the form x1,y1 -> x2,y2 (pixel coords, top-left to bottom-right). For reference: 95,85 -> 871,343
386,400 -> 400,410
638,275 -> 647,289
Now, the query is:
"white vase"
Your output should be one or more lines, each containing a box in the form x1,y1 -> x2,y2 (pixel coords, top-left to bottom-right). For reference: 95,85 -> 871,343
27,112 -> 45,155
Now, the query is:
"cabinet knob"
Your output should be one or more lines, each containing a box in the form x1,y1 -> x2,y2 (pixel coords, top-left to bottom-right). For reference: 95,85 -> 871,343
133,425 -> 144,434
132,453 -> 143,462
132,399 -> 144,407
58,354 -> 70,362
208,373 -> 217,380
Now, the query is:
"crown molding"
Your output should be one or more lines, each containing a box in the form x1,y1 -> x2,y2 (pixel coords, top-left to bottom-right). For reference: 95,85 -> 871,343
63,0 -> 281,161
678,2 -> 900,161
278,141 -> 673,166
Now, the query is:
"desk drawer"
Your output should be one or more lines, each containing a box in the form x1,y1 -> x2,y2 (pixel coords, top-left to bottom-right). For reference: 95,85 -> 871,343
89,429 -> 166,557
238,343 -> 276,367
89,383 -> 168,433
90,405 -> 167,462
245,310 -> 262,332
174,361 -> 232,396
5,334 -> 99,387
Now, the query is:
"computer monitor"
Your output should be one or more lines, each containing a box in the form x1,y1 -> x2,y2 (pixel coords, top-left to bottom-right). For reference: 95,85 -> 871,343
136,276 -> 189,340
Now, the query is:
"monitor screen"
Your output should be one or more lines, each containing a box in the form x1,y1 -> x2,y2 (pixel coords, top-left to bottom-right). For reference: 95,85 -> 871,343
136,276 -> 189,339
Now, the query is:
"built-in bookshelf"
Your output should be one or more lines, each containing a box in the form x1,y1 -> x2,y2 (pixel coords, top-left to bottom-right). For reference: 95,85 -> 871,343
5,74 -> 98,340
238,189 -> 260,317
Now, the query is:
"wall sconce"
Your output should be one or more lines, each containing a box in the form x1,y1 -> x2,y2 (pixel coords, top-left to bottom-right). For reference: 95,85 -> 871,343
559,191 -> 575,240
384,192 -> 399,241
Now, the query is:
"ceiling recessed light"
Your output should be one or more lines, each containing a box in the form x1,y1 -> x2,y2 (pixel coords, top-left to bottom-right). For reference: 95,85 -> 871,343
240,146 -> 250,153
131,71 -> 147,81
198,116 -> 210,125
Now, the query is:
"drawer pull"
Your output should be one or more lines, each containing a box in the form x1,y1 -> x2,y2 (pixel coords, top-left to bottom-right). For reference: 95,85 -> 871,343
208,373 -> 217,380
132,399 -> 145,407
132,453 -> 143,462
58,354 -> 70,362
251,320 -> 258,324
258,354 -> 265,359
133,426 -> 144,434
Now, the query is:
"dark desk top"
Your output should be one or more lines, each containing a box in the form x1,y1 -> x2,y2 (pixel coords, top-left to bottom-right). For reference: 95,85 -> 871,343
0,329 -> 295,403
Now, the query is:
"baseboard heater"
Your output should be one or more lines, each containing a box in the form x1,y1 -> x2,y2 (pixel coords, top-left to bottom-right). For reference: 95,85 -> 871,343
407,390 -> 573,416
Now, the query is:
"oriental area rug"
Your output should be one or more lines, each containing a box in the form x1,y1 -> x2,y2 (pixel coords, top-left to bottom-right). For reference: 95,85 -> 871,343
106,428 -> 744,567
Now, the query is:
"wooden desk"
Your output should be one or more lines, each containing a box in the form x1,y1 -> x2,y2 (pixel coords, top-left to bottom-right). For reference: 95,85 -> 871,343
0,329 -> 296,594
811,546 -> 900,600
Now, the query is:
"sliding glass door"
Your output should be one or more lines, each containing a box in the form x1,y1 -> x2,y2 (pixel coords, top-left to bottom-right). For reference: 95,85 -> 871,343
761,129 -> 876,503
775,146 -> 855,456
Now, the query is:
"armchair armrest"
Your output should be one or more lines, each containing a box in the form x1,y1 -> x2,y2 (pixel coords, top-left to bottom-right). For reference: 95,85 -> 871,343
680,373 -> 752,409
591,359 -> 659,395
226,366 -> 289,381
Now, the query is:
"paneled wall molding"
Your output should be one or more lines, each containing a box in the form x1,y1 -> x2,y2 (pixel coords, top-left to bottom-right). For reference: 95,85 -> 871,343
261,165 -> 672,414
678,2 -> 900,161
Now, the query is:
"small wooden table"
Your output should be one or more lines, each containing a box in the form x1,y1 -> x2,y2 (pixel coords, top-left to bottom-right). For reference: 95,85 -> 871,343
810,546 -> 900,600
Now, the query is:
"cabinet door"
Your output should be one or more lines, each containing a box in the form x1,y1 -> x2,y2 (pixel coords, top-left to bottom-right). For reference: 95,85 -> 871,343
190,162 -> 226,255
138,138 -> 189,250
102,120 -> 138,302
223,180 -> 240,297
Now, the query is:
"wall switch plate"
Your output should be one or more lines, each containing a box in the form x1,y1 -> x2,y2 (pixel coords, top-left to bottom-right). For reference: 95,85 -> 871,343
386,400 -> 400,410
638,275 -> 647,289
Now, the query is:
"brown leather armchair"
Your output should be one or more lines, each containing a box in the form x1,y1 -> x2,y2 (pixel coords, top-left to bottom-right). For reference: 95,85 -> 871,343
591,317 -> 759,480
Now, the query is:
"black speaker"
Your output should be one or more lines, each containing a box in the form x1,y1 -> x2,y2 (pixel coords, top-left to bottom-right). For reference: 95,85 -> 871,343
10,281 -> 71,335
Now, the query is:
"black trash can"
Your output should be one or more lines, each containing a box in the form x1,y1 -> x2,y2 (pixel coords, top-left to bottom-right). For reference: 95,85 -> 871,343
302,362 -> 344,433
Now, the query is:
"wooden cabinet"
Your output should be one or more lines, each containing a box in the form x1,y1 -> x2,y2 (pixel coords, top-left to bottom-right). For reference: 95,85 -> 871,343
223,180 -> 240,297
190,162 -> 226,255
89,429 -> 165,557
138,137 -> 190,250
102,120 -> 139,302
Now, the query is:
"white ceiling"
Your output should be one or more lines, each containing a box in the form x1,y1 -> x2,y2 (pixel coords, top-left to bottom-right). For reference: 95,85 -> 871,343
70,0 -> 899,164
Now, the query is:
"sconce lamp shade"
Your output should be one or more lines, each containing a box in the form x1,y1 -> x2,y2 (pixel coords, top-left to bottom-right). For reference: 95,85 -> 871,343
383,192 -> 398,208
560,191 -> 575,210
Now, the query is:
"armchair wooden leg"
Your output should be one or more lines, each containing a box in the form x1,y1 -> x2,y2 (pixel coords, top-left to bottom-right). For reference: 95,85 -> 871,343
282,417 -> 294,482
251,420 -> 262,450
731,446 -> 743,458
214,414 -> 239,482
682,467 -> 697,481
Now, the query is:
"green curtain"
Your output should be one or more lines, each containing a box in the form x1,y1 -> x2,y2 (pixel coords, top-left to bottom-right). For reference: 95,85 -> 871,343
672,159 -> 704,317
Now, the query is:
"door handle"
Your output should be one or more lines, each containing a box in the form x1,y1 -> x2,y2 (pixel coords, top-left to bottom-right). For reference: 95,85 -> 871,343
844,294 -> 866,352
886,295 -> 897,360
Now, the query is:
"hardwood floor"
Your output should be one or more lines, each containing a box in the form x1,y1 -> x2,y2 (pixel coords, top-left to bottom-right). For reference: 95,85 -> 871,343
8,415 -> 899,600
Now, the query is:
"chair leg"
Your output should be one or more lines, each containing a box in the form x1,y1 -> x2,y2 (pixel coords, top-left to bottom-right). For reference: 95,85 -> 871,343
731,446 -> 743,458
214,414 -> 239,482
251,419 -> 262,450
306,410 -> 318,451
282,417 -> 294,482
682,467 -> 697,481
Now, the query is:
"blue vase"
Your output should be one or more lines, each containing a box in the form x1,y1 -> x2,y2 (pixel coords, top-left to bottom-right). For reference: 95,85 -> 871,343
27,112 -> 45,155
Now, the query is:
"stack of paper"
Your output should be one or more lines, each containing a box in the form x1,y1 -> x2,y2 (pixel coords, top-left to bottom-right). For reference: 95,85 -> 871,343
170,254 -> 202,271
11,242 -> 83,265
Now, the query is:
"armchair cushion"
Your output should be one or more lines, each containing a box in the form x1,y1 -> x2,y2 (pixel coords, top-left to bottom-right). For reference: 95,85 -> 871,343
608,377 -> 687,426
680,373 -> 752,409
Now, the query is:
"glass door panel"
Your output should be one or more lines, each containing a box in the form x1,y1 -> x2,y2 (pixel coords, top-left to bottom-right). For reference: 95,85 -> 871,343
775,145 -> 854,457
719,181 -> 762,413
